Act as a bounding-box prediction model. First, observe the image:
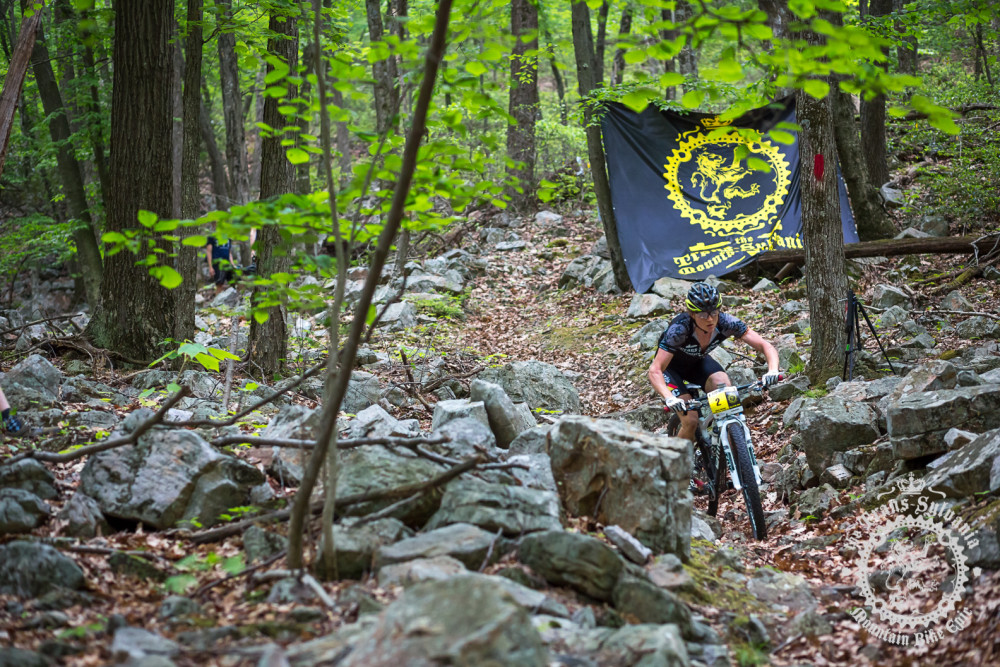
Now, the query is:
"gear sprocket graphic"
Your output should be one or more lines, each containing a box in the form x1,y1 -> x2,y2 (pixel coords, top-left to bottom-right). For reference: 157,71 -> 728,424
855,514 -> 969,630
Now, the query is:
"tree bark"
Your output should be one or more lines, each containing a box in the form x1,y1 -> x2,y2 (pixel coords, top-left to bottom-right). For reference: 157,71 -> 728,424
29,22 -> 103,308
610,5 -> 631,86
217,0 -> 250,206
831,85 -> 894,240
545,29 -> 568,125
80,44 -> 110,204
0,8 -> 40,179
505,0 -> 538,212
859,0 -> 890,188
570,0 -> 630,291
799,83 -> 849,383
84,0 -> 176,361
595,1 -> 609,86
200,100 -> 229,210
176,0 -> 204,345
365,0 -> 400,135
757,235 -> 1000,265
894,0 -> 918,75
249,7 -> 298,380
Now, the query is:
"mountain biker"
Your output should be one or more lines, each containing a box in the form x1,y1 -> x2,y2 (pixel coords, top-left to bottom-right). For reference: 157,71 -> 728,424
647,282 -> 781,444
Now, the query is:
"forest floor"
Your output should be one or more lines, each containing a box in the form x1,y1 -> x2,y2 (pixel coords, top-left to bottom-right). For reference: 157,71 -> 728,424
2,199 -> 1000,666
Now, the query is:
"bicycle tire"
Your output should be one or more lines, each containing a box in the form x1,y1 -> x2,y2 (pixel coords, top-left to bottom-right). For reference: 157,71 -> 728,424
727,421 -> 767,540
667,414 -> 720,515
707,435 -> 723,517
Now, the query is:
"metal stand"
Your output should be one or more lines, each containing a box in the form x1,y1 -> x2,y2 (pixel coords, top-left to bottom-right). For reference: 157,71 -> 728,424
843,291 -> 897,381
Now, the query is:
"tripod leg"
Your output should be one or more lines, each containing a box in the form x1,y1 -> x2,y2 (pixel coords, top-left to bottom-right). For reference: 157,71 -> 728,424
858,302 -> 898,375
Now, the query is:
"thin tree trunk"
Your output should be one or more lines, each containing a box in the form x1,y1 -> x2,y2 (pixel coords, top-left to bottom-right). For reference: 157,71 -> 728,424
248,65 -> 266,198
331,86 -> 351,180
570,0 -> 630,291
171,25 -> 183,219
505,0 -> 538,212
200,100 -> 229,210
675,2 -> 697,80
177,0 -> 204,345
860,0 -> 890,187
545,29 -> 568,125
831,85 -> 894,241
0,8 -> 40,179
894,0 -> 918,75
249,7 -> 299,380
80,45 -> 110,203
799,86 -> 849,382
365,0 -> 399,135
85,0 -> 177,361
29,22 -> 103,308
611,5 -> 632,86
217,0 -> 250,206
595,1 -> 609,86
287,0 -> 453,571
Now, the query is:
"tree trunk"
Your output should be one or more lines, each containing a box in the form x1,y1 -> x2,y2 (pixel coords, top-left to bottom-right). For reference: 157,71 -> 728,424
80,45 -> 110,204
217,0 -> 250,206
570,0 -> 630,291
200,100 -> 229,210
248,65 -> 266,198
365,0 -> 399,135
675,2 -> 697,80
176,0 -> 204,345
757,235 -> 1000,265
798,85 -> 849,383
545,29 -> 568,125
595,1 -> 609,86
249,7 -> 298,380
505,0 -> 538,212
831,85 -> 894,240
894,0 -> 918,75
860,0 -> 890,188
332,86 -> 351,181
171,25 -> 184,219
29,23 -> 103,308
0,8 -> 40,179
84,0 -> 176,362
610,5 -> 631,86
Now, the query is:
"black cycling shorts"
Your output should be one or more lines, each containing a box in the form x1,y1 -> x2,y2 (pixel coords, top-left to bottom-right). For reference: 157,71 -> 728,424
662,355 -> 725,397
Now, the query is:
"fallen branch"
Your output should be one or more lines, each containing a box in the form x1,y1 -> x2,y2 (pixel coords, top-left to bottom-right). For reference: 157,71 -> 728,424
211,434 -> 450,450
756,235 -> 1000,267
0,313 -> 85,338
193,549 -> 286,600
920,309 -> 1000,322
187,454 -> 483,544
0,385 -> 191,466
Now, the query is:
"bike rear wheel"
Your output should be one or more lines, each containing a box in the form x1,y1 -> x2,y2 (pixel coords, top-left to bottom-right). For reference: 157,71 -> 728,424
728,421 -> 767,540
667,414 -> 719,515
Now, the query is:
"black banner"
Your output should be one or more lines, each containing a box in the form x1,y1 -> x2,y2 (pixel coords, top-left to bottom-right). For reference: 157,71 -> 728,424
602,98 -> 858,293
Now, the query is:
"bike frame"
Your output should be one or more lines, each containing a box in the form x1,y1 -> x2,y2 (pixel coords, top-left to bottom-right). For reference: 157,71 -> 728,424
687,382 -> 764,493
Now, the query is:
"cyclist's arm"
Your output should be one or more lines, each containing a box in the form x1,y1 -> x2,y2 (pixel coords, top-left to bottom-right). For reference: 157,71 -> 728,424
739,329 -> 779,374
647,348 -> 676,402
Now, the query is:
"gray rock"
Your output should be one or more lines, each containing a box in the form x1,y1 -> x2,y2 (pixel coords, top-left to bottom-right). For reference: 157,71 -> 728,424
629,319 -> 669,350
795,484 -> 838,520
0,488 -> 50,534
941,290 -> 972,311
518,530 -> 623,601
546,624 -> 689,667
344,371 -> 381,414
876,305 -> 909,328
337,446 -> 445,527
405,269 -> 465,294
332,518 -> 412,579
888,385 -> 1000,460
504,453 -> 558,494
158,596 -> 201,620
651,277 -> 693,300
752,278 -> 778,292
796,397 -> 880,476
426,478 -> 561,536
378,555 -> 467,586
345,403 -> 418,439
2,353 -> 64,406
375,523 -> 503,570
536,210 -> 563,226
612,574 -> 693,634
0,648 -> 52,667
507,425 -> 552,456
626,294 -> 672,318
690,515 -> 715,543
547,416 -> 691,557
0,541 -> 85,596
887,360 -> 959,405
605,525 -> 653,564
261,405 -> 320,486
477,360 -> 581,414
430,399 -> 489,431
747,568 -> 817,612
957,316 -> 1000,340
429,417 -> 498,460
944,428 -> 977,450
57,492 -> 110,539
769,375 -> 810,401
376,302 -> 417,331
871,284 -> 910,310
915,214 -> 949,237
0,459 -> 56,500
110,627 -> 179,662
80,414 -> 264,529
880,184 -> 904,208
922,428 -> 1000,497
340,577 -> 548,667
242,525 -> 287,564
470,380 -> 537,447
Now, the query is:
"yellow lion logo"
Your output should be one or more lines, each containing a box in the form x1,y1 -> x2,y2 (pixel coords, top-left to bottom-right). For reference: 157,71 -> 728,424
692,152 -> 762,218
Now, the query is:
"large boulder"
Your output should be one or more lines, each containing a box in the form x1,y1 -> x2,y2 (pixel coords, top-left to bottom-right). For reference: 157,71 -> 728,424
546,624 -> 690,667
626,294 -> 672,319
344,371 -> 382,414
546,416 -> 691,556
922,428 -> 1000,497
1,353 -> 64,407
57,492 -> 111,538
263,404 -> 320,486
425,478 -> 562,535
333,518 -> 413,579
0,541 -> 85,596
0,488 -> 50,534
886,360 -> 959,405
80,410 -> 265,529
888,385 -> 1000,460
339,577 -> 548,667
374,523 -> 503,570
430,399 -> 489,431
477,360 -> 580,414
0,458 -> 57,499
338,446 -> 445,527
871,284 -> 911,310
518,530 -> 623,602
796,397 -> 880,476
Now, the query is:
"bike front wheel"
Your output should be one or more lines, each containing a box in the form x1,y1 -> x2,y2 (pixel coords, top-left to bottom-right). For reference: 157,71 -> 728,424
728,421 -> 767,540
667,413 -> 720,516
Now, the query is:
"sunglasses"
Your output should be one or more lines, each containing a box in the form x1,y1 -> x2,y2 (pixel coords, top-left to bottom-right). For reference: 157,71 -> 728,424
693,309 -> 720,319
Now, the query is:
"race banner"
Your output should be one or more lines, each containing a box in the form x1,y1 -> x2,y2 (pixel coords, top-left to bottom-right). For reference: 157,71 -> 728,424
601,98 -> 858,293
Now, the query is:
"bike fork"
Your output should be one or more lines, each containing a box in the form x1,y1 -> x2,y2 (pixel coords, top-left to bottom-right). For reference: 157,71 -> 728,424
719,419 -> 763,491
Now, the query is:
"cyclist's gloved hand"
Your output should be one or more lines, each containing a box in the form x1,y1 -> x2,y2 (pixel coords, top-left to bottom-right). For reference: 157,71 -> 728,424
761,371 -> 781,387
664,394 -> 687,415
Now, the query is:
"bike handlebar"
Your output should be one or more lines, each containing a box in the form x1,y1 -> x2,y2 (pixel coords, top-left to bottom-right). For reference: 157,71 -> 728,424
670,374 -> 784,413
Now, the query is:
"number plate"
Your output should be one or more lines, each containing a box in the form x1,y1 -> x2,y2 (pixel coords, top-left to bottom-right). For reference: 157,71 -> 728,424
707,387 -> 740,414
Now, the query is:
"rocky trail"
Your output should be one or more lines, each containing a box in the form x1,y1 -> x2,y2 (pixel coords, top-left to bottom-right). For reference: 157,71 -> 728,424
1,207 -> 1000,666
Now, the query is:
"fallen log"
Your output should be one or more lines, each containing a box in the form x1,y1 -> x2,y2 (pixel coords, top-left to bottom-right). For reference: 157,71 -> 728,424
755,235 -> 999,267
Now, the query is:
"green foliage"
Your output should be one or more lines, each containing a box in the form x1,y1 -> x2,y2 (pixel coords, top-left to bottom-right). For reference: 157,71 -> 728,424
164,550 -> 246,594
803,388 -> 828,398
0,215 -> 77,302
149,340 -> 240,373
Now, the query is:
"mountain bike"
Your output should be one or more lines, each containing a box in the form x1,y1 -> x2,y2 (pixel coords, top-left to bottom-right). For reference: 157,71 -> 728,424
666,378 -> 778,540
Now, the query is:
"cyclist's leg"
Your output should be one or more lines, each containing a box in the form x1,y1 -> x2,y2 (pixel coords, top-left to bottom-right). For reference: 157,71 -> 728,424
662,365 -> 698,441
697,356 -> 730,392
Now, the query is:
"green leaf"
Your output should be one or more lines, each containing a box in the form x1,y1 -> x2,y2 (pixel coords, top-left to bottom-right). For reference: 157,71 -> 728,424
194,353 -> 220,372
465,61 -> 487,76
164,574 -> 197,594
286,147 -> 310,165
253,310 -> 270,325
621,90 -> 650,113
681,90 -> 705,109
182,235 -> 208,247
137,210 -> 158,227
747,157 -> 772,172
101,231 -> 127,244
222,554 -> 246,576
166,383 -> 182,394
623,48 -> 647,65
151,265 -> 183,289
802,79 -> 830,99
366,304 -> 377,326
177,342 -> 208,357
208,348 -> 240,361
658,72 -> 685,88
768,129 -> 796,144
